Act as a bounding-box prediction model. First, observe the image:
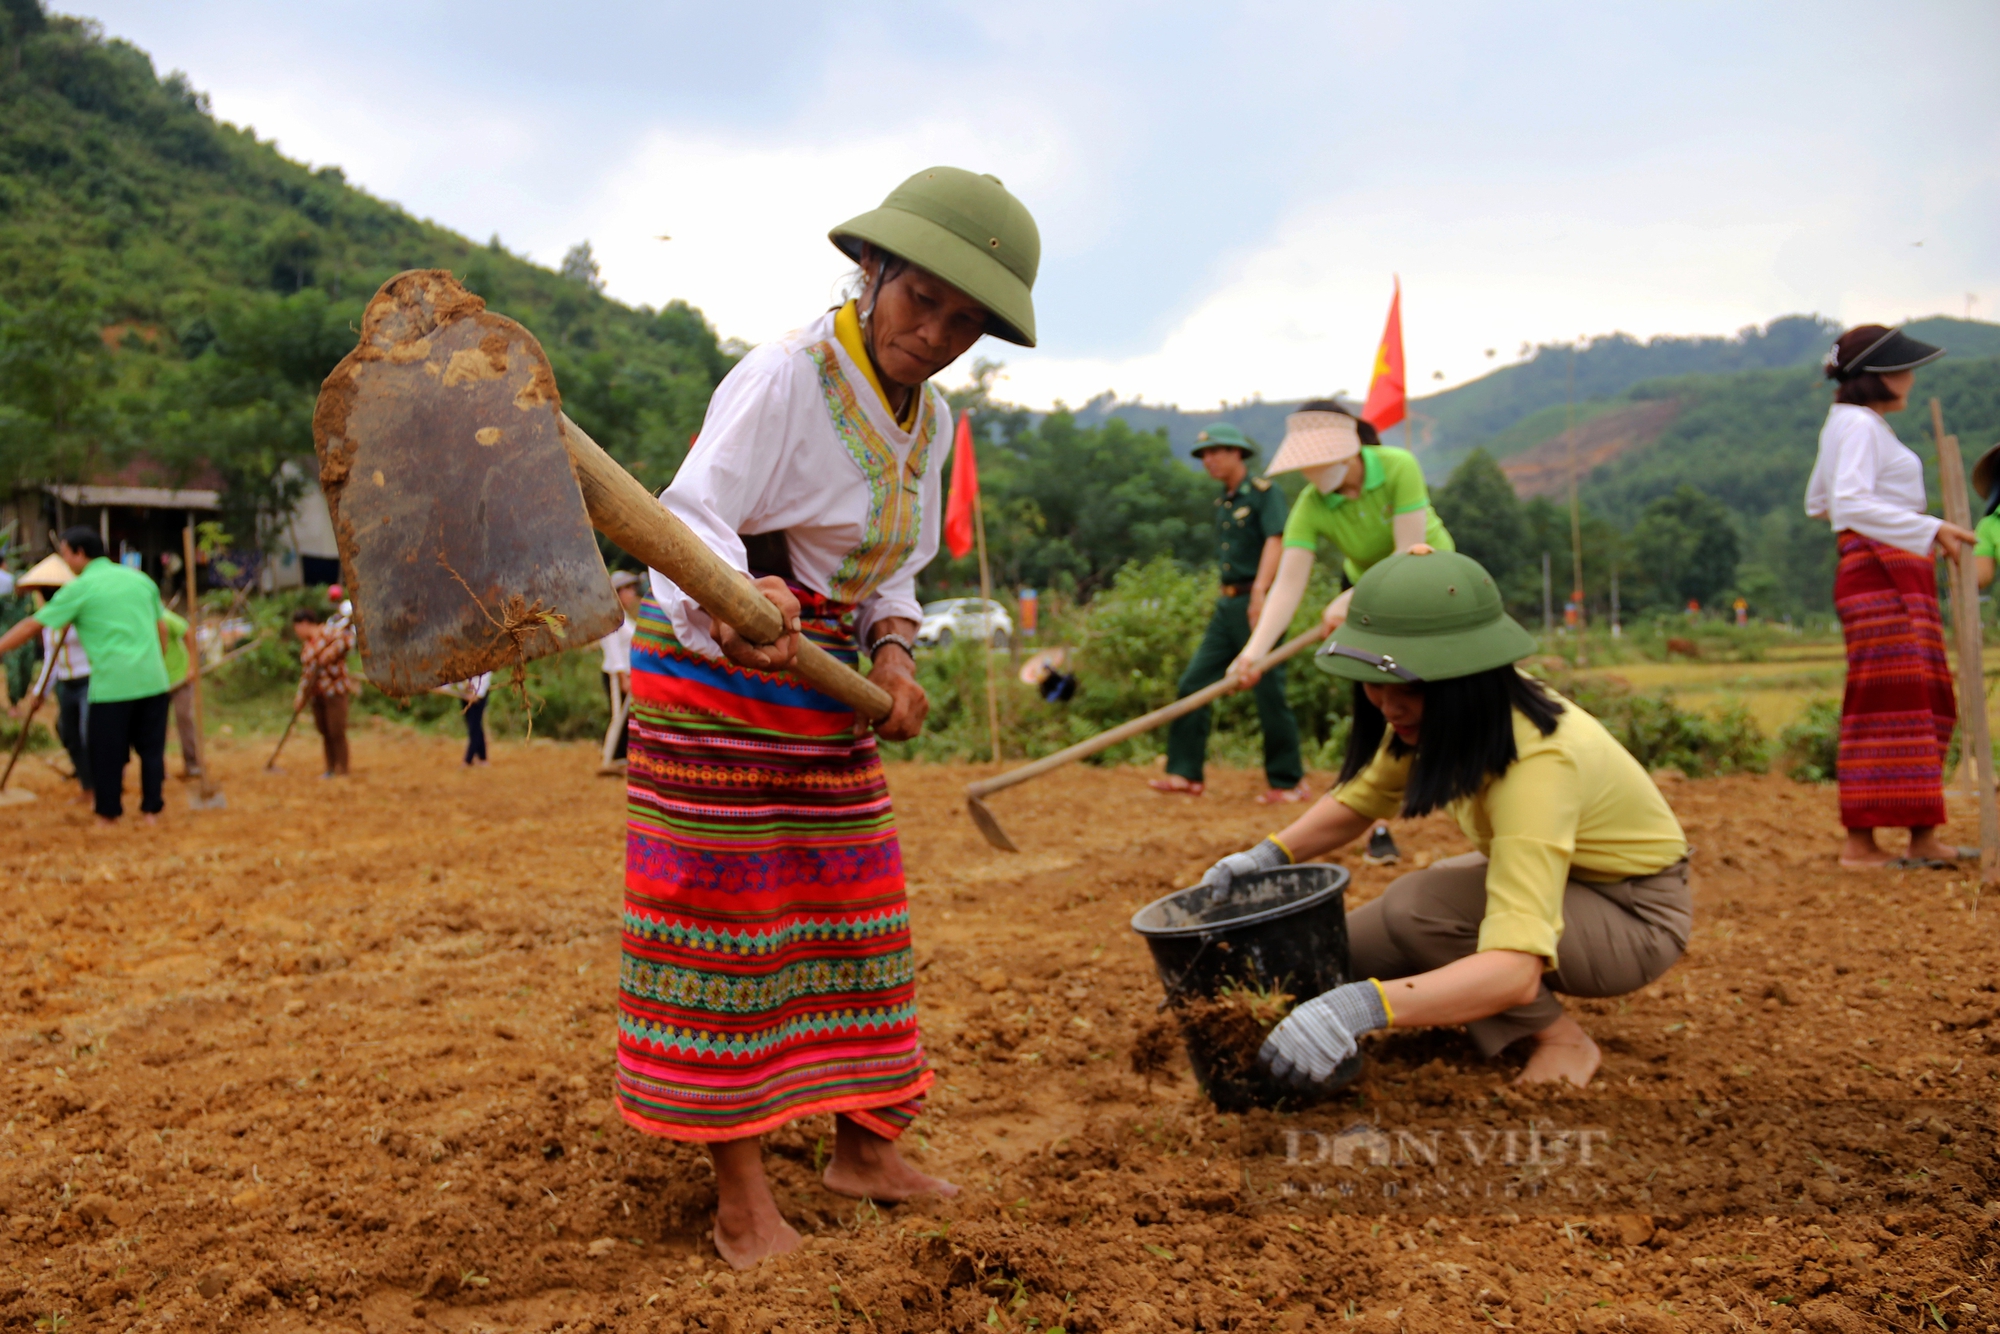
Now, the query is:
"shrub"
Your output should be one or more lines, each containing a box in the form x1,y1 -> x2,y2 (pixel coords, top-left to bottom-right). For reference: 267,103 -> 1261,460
1548,673 -> 1770,776
1778,698 -> 1840,783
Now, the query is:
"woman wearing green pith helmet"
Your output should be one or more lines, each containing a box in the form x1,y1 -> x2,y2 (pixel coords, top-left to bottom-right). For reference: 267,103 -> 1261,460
1198,549 -> 1692,1089
618,167 -> 1037,1268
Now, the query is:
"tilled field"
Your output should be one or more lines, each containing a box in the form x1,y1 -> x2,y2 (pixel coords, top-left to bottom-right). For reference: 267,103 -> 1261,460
0,719 -> 1995,1333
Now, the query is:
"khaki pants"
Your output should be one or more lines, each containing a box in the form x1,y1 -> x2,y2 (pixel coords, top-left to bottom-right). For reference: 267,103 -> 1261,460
1348,852 -> 1692,1056
311,694 -> 350,775
168,681 -> 201,774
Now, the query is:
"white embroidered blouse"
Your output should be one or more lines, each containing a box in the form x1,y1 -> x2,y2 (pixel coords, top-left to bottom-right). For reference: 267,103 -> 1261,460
649,305 -> 950,658
1803,403 -> 1942,557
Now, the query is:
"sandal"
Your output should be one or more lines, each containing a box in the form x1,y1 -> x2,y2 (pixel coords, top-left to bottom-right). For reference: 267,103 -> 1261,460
1256,783 -> 1313,805
1148,778 -> 1204,796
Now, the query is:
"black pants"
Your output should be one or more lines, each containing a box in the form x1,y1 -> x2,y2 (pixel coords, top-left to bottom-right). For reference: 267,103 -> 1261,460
87,692 -> 169,819
464,697 -> 488,764
56,677 -> 92,792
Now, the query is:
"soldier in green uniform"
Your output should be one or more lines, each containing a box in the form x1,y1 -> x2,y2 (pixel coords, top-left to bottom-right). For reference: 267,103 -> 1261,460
1151,424 -> 1310,803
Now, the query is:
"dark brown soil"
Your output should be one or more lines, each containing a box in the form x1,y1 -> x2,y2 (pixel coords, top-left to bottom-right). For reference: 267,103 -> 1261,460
0,728 -> 1996,1332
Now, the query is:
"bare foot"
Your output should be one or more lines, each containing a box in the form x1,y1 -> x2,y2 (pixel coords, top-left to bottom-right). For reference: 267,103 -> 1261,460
1906,834 -> 1966,862
1840,829 -> 1894,869
822,1115 -> 959,1203
1516,1015 -> 1600,1088
708,1138 -> 802,1270
1148,776 -> 1204,796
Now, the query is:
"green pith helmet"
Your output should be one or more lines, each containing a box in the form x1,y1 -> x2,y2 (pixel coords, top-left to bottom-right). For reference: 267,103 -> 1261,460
830,167 -> 1040,347
1314,549 -> 1537,684
1191,423 -> 1256,460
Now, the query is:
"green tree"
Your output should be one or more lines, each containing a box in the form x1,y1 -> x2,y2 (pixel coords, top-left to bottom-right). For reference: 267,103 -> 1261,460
1433,448 -> 1530,585
933,409 -> 1211,599
1629,484 -> 1741,610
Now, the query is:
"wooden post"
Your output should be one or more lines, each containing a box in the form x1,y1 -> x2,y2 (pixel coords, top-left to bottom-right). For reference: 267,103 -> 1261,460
183,518 -> 205,772
1929,398 -> 2000,888
971,431 -> 1002,767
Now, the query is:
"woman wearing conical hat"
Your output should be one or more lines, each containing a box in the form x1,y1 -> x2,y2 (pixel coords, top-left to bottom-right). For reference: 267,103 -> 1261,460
621,168 -> 1038,1266
1198,549 -> 1692,1088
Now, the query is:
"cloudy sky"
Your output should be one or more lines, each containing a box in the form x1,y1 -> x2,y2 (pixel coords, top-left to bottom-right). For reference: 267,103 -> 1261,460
72,0 -> 2000,409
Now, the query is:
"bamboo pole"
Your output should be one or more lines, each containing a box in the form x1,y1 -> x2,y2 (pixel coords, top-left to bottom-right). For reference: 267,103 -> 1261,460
1929,398 -> 1999,889
971,439 -> 1002,767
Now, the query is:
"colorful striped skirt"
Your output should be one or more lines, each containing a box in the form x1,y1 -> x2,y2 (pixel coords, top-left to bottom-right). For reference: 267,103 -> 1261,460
614,593 -> 930,1143
1834,531 -> 1956,830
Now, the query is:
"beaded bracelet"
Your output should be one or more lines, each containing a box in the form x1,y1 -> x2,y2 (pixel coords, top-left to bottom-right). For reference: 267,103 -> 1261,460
868,632 -> 917,663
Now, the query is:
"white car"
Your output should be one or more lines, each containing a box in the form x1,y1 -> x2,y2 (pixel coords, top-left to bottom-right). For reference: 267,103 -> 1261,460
916,598 -> 1013,649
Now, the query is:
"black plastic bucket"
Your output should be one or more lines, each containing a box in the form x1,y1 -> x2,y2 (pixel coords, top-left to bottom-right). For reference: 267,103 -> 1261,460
1130,864 -> 1360,1111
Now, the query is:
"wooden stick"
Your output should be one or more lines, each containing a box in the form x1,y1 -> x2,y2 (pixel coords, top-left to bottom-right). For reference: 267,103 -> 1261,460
1930,397 -> 2000,888
968,625 -> 1329,804
0,625 -> 69,792
559,415 -> 892,721
970,416 -> 1002,766
266,699 -> 306,771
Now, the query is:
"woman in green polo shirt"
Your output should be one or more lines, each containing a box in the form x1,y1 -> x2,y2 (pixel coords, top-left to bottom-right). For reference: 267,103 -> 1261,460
1228,400 -> 1452,683
1972,443 -> 2000,594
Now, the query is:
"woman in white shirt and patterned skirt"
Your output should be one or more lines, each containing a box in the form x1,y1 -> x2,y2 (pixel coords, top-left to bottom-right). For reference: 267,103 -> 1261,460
617,168 -> 1039,1267
1804,324 -> 1974,869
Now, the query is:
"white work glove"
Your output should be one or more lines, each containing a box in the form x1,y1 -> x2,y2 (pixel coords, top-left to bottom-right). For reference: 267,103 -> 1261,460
1260,981 -> 1389,1084
1198,837 -> 1290,893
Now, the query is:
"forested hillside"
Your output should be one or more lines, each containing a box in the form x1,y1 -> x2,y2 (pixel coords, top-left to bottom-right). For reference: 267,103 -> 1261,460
0,1 -> 732,543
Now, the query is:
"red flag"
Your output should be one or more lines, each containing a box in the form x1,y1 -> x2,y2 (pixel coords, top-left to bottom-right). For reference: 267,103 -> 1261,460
944,412 -> 978,559
1361,277 -> 1406,432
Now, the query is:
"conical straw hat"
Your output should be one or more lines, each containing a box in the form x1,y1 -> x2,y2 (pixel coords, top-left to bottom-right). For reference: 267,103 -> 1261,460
1265,410 -> 1362,476
16,554 -> 74,589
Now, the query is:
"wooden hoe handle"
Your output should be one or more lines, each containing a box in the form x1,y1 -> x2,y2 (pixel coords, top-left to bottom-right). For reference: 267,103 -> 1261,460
965,625 -> 1331,801
559,417 -> 893,722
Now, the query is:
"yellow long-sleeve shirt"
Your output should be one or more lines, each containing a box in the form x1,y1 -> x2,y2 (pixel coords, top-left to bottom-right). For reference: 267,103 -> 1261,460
1332,699 -> 1688,962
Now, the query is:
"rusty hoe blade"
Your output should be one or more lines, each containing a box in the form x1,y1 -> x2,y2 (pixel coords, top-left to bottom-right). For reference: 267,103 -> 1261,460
966,794 -> 1018,853
312,270 -> 623,695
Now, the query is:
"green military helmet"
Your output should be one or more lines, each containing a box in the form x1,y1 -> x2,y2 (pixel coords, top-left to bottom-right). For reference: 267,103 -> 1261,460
830,167 -> 1040,347
1315,548 -> 1536,685
1191,423 -> 1256,460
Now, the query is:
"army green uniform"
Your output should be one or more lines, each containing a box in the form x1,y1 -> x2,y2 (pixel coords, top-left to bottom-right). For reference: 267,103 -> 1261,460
1164,469 -> 1304,788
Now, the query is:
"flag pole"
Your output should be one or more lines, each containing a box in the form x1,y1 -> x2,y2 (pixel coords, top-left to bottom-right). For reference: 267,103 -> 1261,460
970,438 -> 1003,767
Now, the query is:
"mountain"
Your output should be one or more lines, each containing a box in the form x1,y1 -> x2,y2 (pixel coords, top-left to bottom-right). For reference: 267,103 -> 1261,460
1069,314 -> 2000,478
0,2 -> 732,534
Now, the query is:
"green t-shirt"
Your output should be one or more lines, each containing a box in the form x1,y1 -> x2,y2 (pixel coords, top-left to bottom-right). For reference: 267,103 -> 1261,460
1974,514 -> 2000,559
1213,477 -> 1290,585
1281,445 -> 1454,582
35,558 -> 171,703
160,608 -> 190,689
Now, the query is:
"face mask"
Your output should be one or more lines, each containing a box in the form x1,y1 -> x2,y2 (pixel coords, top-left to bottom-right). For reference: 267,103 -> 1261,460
1306,460 -> 1350,494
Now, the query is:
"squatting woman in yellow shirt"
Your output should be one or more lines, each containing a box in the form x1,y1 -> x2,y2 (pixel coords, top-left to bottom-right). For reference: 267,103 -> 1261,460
1197,548 -> 1691,1087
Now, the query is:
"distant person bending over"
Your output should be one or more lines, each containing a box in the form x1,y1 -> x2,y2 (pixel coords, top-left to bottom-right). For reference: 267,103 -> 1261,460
1150,424 -> 1308,804
1199,550 -> 1691,1089
597,570 -> 641,773
1229,402 -> 1456,862
11,556 -> 93,801
159,606 -> 202,779
0,528 -> 173,825
1803,326 -> 1972,870
434,674 -> 492,766
290,608 -> 359,778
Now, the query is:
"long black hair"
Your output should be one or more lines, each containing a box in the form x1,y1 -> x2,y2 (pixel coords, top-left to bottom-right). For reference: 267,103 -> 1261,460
1338,666 -> 1565,816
